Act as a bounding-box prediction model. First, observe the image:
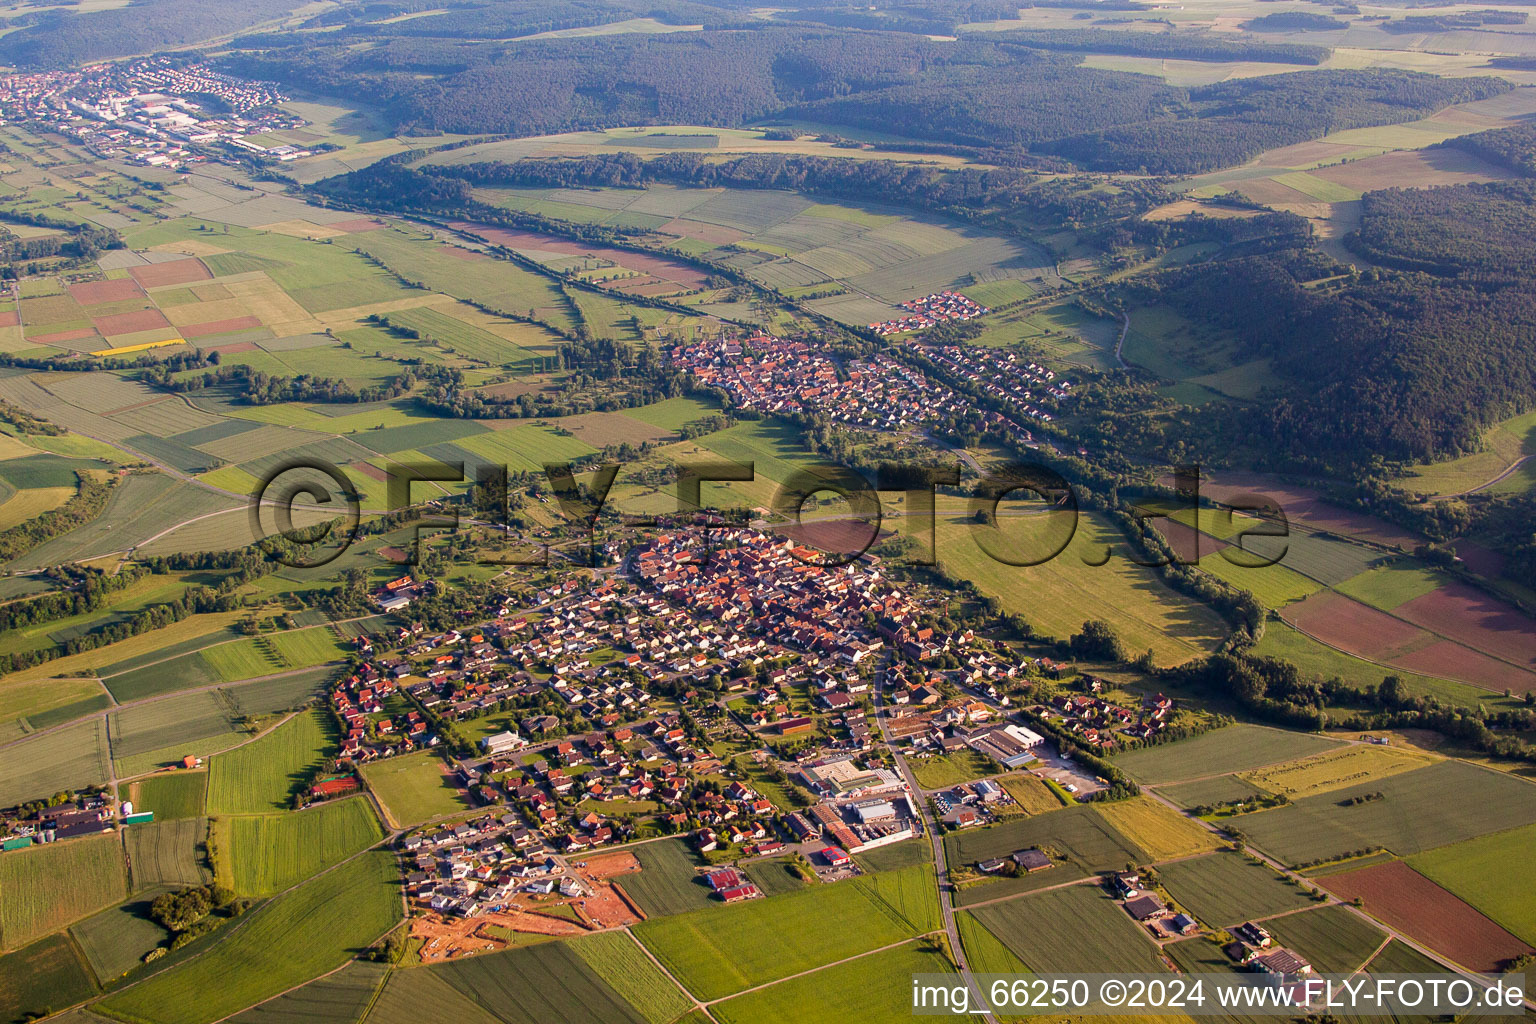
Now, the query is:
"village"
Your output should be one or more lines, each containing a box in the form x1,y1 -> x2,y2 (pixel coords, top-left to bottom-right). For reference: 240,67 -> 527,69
0,58 -> 307,169
868,290 -> 991,336
278,524 -> 1149,960
667,331 -> 1073,439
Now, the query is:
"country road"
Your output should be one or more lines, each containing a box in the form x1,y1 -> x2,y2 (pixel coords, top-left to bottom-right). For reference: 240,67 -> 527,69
874,654 -> 999,1024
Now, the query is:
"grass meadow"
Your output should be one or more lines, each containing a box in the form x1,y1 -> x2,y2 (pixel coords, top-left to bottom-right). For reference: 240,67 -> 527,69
359,750 -> 474,828
634,864 -> 937,1001
96,849 -> 401,1024
214,797 -> 383,896
206,710 -> 334,815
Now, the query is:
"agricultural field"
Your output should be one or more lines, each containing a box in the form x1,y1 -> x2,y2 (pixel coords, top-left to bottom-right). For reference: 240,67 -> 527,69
0,715 -> 111,807
359,750 -> 475,828
1157,852 -> 1315,929
970,885 -> 1167,974
0,671 -> 107,738
1264,905 -> 1386,975
125,818 -> 211,891
909,749 -> 1000,790
1317,861 -> 1532,974
0,832 -> 127,951
108,689 -> 245,773
922,512 -> 1229,667
128,772 -> 208,821
225,960 -> 389,1024
0,933 -> 99,1024
568,931 -> 695,1024
634,864 -> 936,1000
95,849 -> 402,1024
1237,760 -> 1536,866
854,838 -> 931,874
206,710 -> 335,815
997,773 -> 1067,815
1113,725 -> 1344,786
613,837 -> 714,917
70,891 -> 173,983
1093,796 -> 1222,861
742,857 -> 807,897
361,965 -> 504,1024
433,941 -> 646,1024
1408,823 -> 1536,946
947,806 -> 1144,906
1237,744 -> 1438,799
710,943 -> 974,1024
1158,775 -> 1267,810
214,797 -> 384,896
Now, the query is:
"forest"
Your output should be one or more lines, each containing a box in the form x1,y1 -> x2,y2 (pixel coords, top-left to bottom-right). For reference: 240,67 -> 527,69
1126,181 -> 1536,468
0,0 -> 302,68
223,25 -> 1502,174
1444,121 -> 1536,176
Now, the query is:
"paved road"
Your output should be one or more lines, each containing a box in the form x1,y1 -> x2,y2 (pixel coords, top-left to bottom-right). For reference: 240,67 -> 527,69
873,656 -> 999,1024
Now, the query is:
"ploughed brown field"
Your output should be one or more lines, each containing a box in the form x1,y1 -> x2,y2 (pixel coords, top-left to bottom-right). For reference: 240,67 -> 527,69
1282,591 -> 1423,660
330,217 -> 387,233
92,308 -> 172,336
1281,590 -> 1536,693
1391,582 -> 1536,671
182,316 -> 263,339
129,257 -> 212,288
68,278 -> 146,304
1195,471 -> 1422,549
1151,516 -> 1229,564
452,221 -> 712,290
1318,860 -> 1534,974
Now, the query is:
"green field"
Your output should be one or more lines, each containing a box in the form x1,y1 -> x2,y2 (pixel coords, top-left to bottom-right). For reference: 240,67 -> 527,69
1265,905 -> 1386,974
125,818 -> 210,891
1159,774 -> 1266,810
852,841 -> 931,878
0,832 -> 126,951
634,864 -> 937,1001
909,749 -> 1000,790
1113,725 -> 1344,786
742,857 -> 807,897
215,798 -> 383,896
1157,853 -> 1314,928
0,932 -> 98,1024
622,396 -> 720,434
925,512 -> 1227,667
1238,761 -> 1536,866
710,943 -> 976,1024
0,716 -> 111,808
971,884 -> 1167,974
434,941 -> 645,1024
95,849 -> 401,1024
207,710 -> 335,815
109,689 -> 245,771
1334,564 -> 1448,612
129,772 -> 208,821
1409,823 -> 1536,945
568,931 -> 695,1024
1195,554 -> 1322,608
69,891 -> 172,983
359,750 -> 474,828
946,806 -> 1145,906
612,838 -> 713,917
224,959 -> 389,1024
360,965 -> 503,1024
